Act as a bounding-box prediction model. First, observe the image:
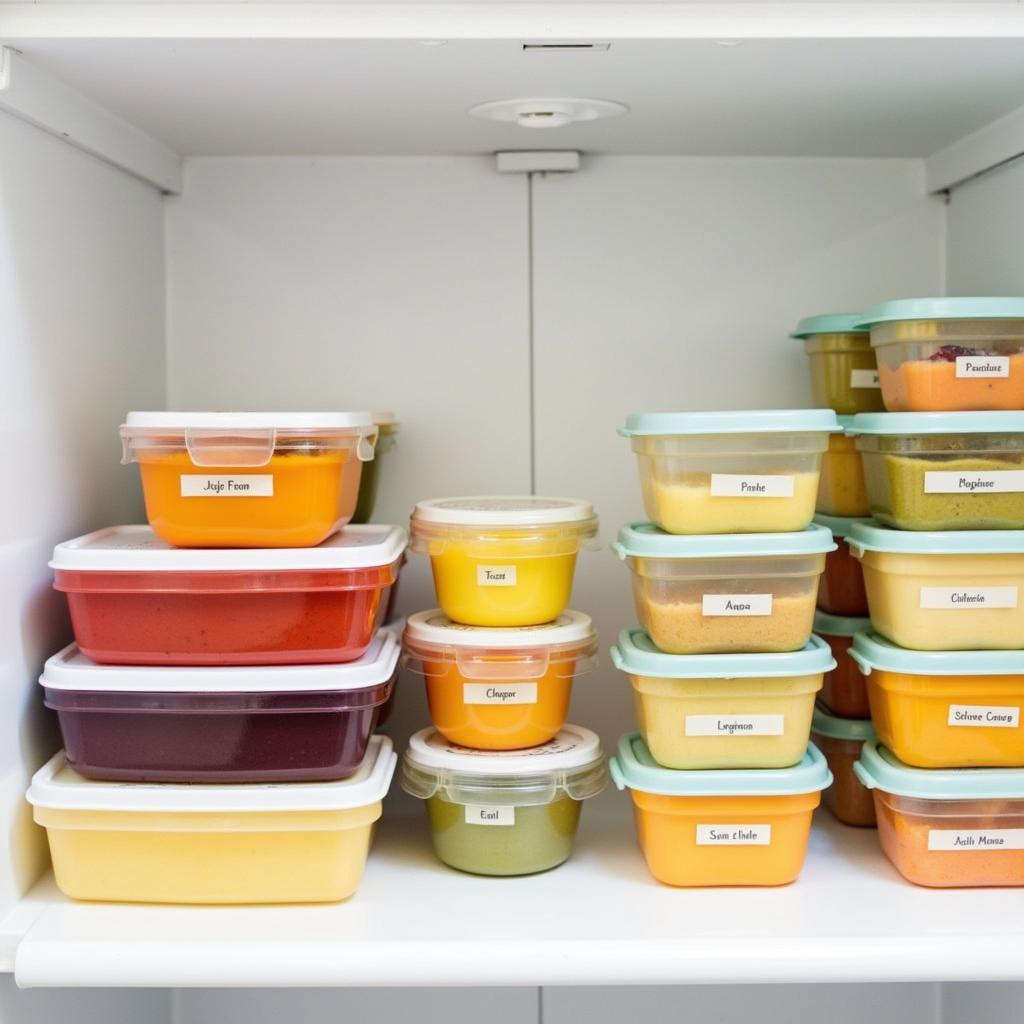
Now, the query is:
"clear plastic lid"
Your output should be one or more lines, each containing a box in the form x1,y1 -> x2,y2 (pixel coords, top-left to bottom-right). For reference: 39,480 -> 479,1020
850,630 -> 1024,677
413,496 -> 596,528
813,609 -> 871,639
791,313 -> 866,338
847,521 -> 1024,556
811,703 -> 875,743
613,522 -> 835,560
619,409 -> 840,437
856,298 -> 1024,329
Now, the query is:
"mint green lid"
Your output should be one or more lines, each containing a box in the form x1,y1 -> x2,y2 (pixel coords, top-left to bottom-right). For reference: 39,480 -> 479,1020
613,522 -> 836,560
611,629 -> 835,679
850,630 -> 1024,677
813,609 -> 871,638
610,733 -> 832,796
855,740 -> 1024,799
856,297 -> 1024,329
849,411 -> 1024,435
619,409 -> 840,437
811,703 -> 874,742
812,512 -> 871,540
835,415 -> 855,433
847,521 -> 1024,556
791,313 -> 866,339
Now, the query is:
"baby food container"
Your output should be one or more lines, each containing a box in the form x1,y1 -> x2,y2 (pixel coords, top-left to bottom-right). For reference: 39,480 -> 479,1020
855,740 -> 1024,887
792,313 -> 883,416
810,704 -> 876,827
850,631 -> 1024,768
401,725 -> 606,876
813,609 -> 872,718
857,298 -> 1024,413
41,630 -> 399,783
611,629 -> 833,770
52,524 -> 407,666
613,523 -> 834,655
817,418 -> 870,518
813,513 -> 870,617
847,521 -> 1024,651
28,737 -> 396,904
353,412 -> 398,524
120,411 -> 378,548
850,412 -> 1024,531
610,733 -> 831,886
402,610 -> 597,750
410,497 -> 599,627
619,410 -> 838,535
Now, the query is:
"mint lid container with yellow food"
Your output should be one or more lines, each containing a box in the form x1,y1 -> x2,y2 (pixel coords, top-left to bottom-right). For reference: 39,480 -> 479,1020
792,314 -> 883,416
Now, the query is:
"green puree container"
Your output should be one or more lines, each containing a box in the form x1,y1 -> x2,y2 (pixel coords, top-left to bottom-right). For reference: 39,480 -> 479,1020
401,725 -> 606,876
792,313 -> 884,416
352,413 -> 398,524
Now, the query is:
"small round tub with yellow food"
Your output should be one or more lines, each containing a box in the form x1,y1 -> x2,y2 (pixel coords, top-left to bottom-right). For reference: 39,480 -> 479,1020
817,418 -> 870,518
791,312 -> 883,416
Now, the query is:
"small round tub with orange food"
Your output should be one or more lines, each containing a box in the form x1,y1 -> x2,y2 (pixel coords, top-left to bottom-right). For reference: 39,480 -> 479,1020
813,609 -> 872,718
810,703 -> 876,827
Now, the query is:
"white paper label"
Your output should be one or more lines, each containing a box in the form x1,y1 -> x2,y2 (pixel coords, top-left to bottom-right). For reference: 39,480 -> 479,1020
919,587 -> 1019,610
462,683 -> 538,706
180,475 -> 273,497
928,829 -> 1024,851
956,355 -> 1010,379
850,368 -> 881,389
696,824 -> 772,846
702,593 -> 773,617
948,704 -> 1021,728
685,714 -> 785,737
710,474 -> 795,498
464,805 -> 515,826
476,565 -> 517,587
924,471 -> 1024,494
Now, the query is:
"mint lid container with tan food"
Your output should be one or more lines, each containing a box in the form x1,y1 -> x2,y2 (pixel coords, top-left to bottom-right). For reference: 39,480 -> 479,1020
792,314 -> 883,416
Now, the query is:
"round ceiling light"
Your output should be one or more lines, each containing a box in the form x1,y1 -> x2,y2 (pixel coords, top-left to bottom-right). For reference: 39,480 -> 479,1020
468,97 -> 629,129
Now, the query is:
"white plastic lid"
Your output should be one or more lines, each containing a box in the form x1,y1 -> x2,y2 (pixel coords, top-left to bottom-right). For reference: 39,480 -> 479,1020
50,525 -> 408,572
371,411 -> 397,426
27,737 -> 396,813
40,629 -> 400,694
413,496 -> 595,527
123,411 -> 374,431
404,609 -> 594,649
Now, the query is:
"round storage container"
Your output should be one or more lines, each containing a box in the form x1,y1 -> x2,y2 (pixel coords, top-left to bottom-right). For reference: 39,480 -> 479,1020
403,610 -> 597,750
848,522 -> 1024,651
120,411 -> 378,548
857,298 -> 1024,412
619,410 -> 838,535
851,631 -> 1024,768
792,313 -> 883,416
855,740 -> 1024,887
52,524 -> 407,666
401,725 -> 606,876
410,497 -> 598,627
610,732 -> 831,887
352,412 -> 398,524
810,704 -> 876,827
611,629 -> 832,770
850,412 -> 1024,531
27,737 -> 396,904
813,513 -> 870,617
41,631 -> 399,783
613,523 -> 834,655
813,609 -> 872,718
817,417 -> 870,517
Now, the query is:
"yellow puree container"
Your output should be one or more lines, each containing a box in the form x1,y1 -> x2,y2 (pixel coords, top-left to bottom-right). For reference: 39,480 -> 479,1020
28,737 -> 396,904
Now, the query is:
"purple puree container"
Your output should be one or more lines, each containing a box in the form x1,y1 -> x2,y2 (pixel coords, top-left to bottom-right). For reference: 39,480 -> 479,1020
40,628 -> 399,784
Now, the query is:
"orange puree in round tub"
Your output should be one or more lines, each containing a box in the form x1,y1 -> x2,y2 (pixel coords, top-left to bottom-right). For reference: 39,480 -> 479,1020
879,352 -> 1024,412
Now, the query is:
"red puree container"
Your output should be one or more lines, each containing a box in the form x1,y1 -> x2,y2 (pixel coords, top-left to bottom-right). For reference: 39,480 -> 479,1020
51,525 -> 407,666
40,630 -> 400,783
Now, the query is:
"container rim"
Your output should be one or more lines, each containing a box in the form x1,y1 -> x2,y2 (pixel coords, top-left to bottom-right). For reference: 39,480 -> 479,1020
849,411 -> 1024,436
123,410 -> 375,431
813,609 -> 871,639
847,521 -> 1024,556
614,522 -> 835,560
404,609 -> 594,649
855,297 -> 1024,329
790,312 -> 865,338
812,512 -> 872,541
412,496 -> 596,528
811,702 -> 875,742
850,630 -> 1024,676
619,408 -> 840,437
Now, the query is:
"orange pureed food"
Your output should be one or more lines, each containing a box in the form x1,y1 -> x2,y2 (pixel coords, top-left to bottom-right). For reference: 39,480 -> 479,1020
878,354 -> 1024,412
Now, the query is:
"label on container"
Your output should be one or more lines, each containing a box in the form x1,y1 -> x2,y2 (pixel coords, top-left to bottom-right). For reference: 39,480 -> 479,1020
702,593 -> 773,617
464,805 -> 515,826
180,475 -> 273,497
463,683 -> 538,706
919,587 -> 1019,610
924,471 -> 1024,494
710,474 -> 795,498
956,355 -> 1010,379
476,565 -> 517,587
696,824 -> 772,846
685,714 -> 785,737
947,704 -> 1021,728
850,368 -> 881,389
928,829 -> 1024,851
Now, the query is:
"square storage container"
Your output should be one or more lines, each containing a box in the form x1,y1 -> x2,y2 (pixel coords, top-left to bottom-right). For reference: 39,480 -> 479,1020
792,313 -> 883,416
817,418 -> 871,518
352,412 -> 398,524
619,410 -> 839,535
610,733 -> 831,887
41,630 -> 399,783
813,609 -> 872,717
611,629 -> 832,770
813,513 -> 870,617
52,524 -> 406,666
27,737 -> 396,904
810,704 -> 876,827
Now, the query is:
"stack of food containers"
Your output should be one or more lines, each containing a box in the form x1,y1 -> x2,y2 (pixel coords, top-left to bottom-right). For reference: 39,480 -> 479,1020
399,497 -> 607,876
610,411 -> 838,886
29,411 -> 406,904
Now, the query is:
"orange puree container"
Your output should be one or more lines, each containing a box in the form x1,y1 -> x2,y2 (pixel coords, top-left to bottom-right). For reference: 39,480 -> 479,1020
610,733 -> 831,887
402,610 -> 597,750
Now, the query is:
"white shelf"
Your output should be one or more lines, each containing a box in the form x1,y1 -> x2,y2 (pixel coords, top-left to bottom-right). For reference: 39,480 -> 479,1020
4,796 -> 1024,988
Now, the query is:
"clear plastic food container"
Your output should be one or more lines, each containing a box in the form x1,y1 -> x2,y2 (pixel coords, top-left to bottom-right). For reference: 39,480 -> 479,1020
619,410 -> 838,535
855,740 -> 1024,887
610,733 -> 831,887
352,412 -> 398,524
810,704 -> 876,827
41,631 -> 399,783
401,725 -> 606,876
791,313 -> 883,416
410,497 -> 599,626
120,411 -> 378,548
857,298 -> 1024,412
850,412 -> 1024,530
613,523 -> 834,655
813,609 -> 872,718
402,610 -> 597,750
847,522 -> 1024,651
52,525 -> 406,665
813,513 -> 870,617
28,737 -> 396,904
611,629 -> 832,770
817,417 -> 870,517
850,631 -> 1024,768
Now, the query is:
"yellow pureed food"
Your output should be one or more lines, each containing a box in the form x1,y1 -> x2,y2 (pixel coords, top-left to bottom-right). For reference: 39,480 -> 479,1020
817,433 -> 869,518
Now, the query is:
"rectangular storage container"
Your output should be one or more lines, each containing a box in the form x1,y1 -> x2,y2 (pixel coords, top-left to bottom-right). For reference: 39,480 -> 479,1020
792,314 -> 883,417
813,609 -> 872,718
811,704 -> 876,827
817,418 -> 871,518
813,514 -> 870,617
